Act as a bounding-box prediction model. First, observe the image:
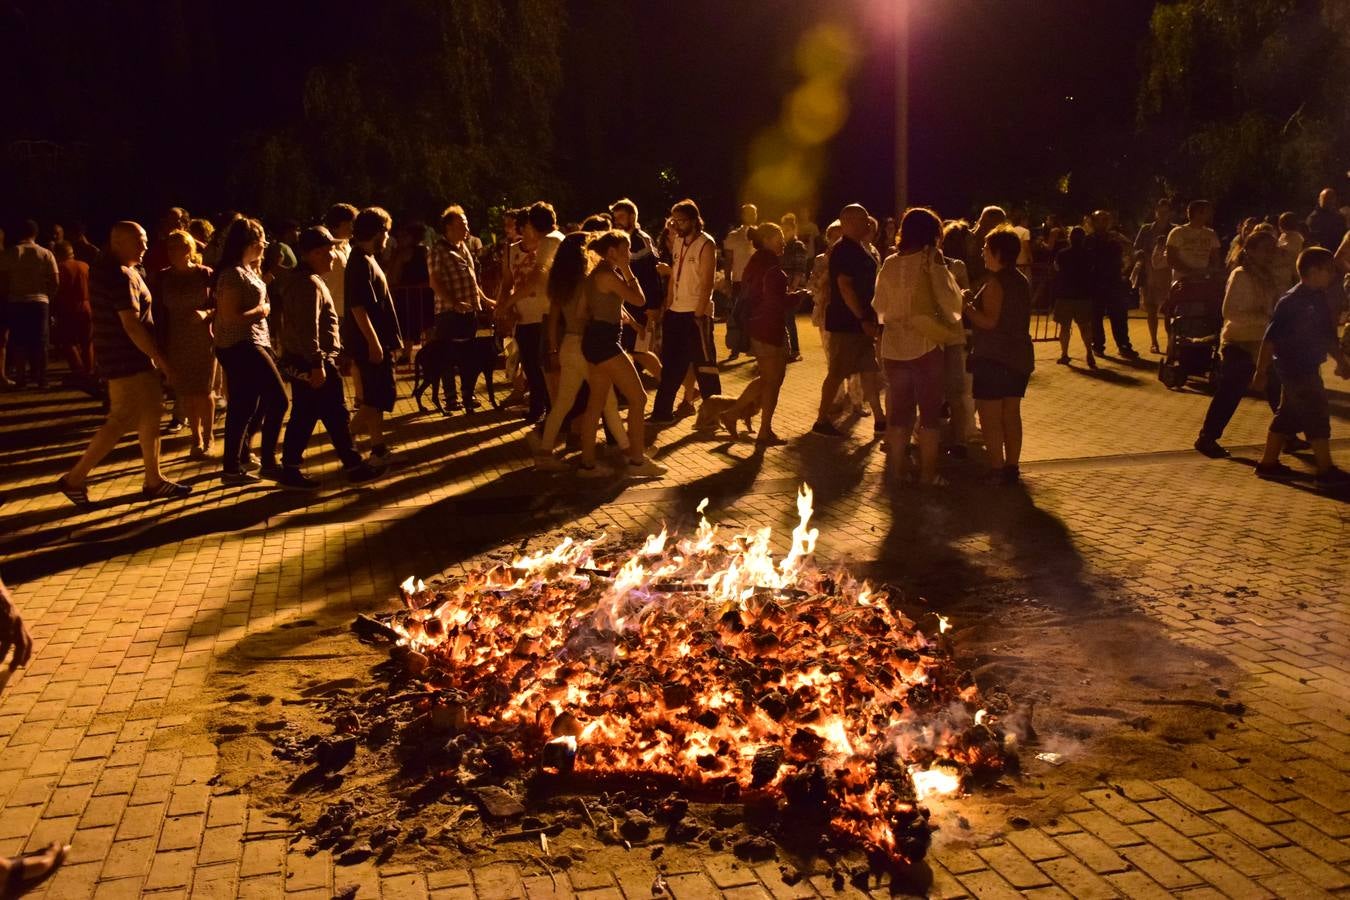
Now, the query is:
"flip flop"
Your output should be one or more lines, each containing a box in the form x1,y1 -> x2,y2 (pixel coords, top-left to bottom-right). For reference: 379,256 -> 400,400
54,477 -> 90,509
142,480 -> 191,500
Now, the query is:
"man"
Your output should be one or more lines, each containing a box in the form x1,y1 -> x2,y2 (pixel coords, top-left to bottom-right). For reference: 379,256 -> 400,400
143,207 -> 190,274
723,203 -> 759,360
274,227 -> 382,489
499,202 -> 563,424
1166,200 -> 1221,284
55,222 -> 190,506
427,204 -> 494,410
0,220 -> 59,388
68,222 -> 101,266
1306,187 -> 1346,251
609,198 -> 663,356
780,213 -> 808,360
322,203 -> 358,317
650,199 -> 722,424
344,207 -> 403,459
812,204 -> 885,436
1085,210 -> 1139,359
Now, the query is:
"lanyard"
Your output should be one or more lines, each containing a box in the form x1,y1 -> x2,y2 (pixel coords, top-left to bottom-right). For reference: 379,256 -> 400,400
675,235 -> 703,291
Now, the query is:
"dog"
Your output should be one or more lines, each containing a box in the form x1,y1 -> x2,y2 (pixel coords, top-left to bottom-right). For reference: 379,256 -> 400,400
412,335 -> 501,415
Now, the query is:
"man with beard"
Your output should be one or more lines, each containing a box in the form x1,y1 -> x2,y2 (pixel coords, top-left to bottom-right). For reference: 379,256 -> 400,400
650,199 -> 721,424
609,198 -> 663,375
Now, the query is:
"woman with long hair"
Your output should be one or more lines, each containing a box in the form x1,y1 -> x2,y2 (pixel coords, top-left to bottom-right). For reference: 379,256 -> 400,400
212,218 -> 288,484
529,232 -> 629,469
576,231 -> 666,477
872,208 -> 964,484
154,231 -> 216,457
964,227 -> 1035,484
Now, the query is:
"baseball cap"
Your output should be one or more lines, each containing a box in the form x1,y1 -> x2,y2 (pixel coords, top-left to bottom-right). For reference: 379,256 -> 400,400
296,226 -> 339,256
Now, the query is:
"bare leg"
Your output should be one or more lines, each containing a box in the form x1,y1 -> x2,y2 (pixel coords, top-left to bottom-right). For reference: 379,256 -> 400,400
977,399 -> 1006,471
1147,309 -> 1160,350
758,356 -> 787,438
886,418 -> 914,480
0,841 -> 68,893
816,373 -> 843,422
1258,431 -> 1285,467
1002,398 -> 1023,467
1310,438 -> 1334,474
65,417 -> 132,487
136,393 -> 166,488
861,371 -> 884,422
1058,323 -> 1070,359
916,427 -> 941,483
579,367 -> 616,468
1076,319 -> 1096,367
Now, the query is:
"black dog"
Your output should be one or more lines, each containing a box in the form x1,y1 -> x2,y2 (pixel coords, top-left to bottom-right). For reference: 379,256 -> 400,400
412,336 -> 500,415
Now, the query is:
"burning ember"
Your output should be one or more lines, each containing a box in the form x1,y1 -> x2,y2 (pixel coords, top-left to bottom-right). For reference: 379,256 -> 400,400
373,485 -> 1014,866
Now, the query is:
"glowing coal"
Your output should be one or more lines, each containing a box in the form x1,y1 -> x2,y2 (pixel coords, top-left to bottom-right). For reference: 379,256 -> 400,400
378,485 -> 1015,865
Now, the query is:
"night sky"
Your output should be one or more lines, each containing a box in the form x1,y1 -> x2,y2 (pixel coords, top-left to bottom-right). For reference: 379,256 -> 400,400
1,0 -> 1157,235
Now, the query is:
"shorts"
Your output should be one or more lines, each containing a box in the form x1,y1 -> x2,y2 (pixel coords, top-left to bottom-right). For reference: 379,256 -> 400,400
826,330 -> 879,379
750,336 -> 789,363
106,370 -> 163,429
356,357 -> 397,412
1271,371 -> 1330,440
882,348 -> 945,428
970,356 -> 1029,400
582,321 -> 622,364
1052,296 -> 1091,326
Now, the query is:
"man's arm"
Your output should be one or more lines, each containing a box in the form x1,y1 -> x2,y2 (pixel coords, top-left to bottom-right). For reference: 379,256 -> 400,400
694,243 -> 715,318
44,253 -> 59,299
0,575 -> 33,670
118,309 -> 169,373
352,307 -> 382,363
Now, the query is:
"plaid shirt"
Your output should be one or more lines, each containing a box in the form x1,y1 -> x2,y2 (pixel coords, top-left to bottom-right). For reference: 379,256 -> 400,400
427,237 -> 480,315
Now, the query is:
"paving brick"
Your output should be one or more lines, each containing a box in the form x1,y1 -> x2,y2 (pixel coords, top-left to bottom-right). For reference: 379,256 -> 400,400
751,863 -> 817,899
1034,856 -> 1115,900
1206,809 -> 1289,849
472,863 -> 525,900
704,854 -> 758,888
953,868 -> 1021,899
142,847 -> 195,890
1192,831 -> 1282,878
1265,845 -> 1350,891
1003,828 -> 1065,862
1118,843 -> 1204,891
1055,831 -> 1128,874
664,872 -> 721,900
1129,819 -> 1210,861
1154,777 -> 1229,814
1187,857 -> 1275,899
1274,819 -> 1350,863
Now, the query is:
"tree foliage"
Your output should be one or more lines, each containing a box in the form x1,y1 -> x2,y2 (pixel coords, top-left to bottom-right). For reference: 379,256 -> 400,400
1137,0 -> 1350,211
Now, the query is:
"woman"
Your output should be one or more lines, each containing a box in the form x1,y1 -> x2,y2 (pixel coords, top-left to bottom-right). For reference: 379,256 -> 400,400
52,240 -> 93,381
155,231 -> 216,457
1225,216 -> 1259,270
1135,233 -> 1171,353
1195,230 -> 1284,457
871,209 -> 963,485
717,222 -> 796,445
575,231 -> 667,478
1052,227 -> 1097,368
939,222 -> 977,456
530,232 -> 630,470
212,218 -> 288,484
964,227 -> 1035,484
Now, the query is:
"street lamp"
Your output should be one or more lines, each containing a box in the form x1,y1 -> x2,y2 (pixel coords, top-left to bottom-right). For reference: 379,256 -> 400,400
894,0 -> 909,217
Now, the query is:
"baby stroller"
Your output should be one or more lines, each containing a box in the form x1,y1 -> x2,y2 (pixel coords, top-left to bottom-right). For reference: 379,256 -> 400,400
1157,278 -> 1223,391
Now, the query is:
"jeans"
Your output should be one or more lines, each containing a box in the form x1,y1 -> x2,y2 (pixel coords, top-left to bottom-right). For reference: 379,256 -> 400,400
434,311 -> 477,406
538,334 -> 626,450
652,311 -> 722,419
1200,344 -> 1281,441
1091,288 -> 1134,353
282,360 -> 362,469
7,297 -> 49,383
216,341 -> 288,472
515,321 -> 548,421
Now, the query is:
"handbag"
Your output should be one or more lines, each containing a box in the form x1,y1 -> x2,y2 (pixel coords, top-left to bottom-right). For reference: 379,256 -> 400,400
911,250 -> 965,346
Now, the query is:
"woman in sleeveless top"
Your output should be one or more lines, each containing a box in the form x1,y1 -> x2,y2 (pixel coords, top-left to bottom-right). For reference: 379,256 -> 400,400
212,218 -> 288,484
154,231 -> 216,457
964,227 -> 1035,484
575,231 -> 666,478
530,233 -> 629,469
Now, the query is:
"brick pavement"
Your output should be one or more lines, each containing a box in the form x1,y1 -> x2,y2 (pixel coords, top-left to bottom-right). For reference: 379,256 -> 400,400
0,317 -> 1347,898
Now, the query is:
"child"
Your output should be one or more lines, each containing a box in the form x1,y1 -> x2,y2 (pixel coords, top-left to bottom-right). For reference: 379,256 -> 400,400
1252,247 -> 1350,488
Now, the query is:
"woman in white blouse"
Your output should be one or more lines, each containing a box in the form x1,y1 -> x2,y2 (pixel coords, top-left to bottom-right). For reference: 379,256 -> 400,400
1196,230 -> 1283,458
872,208 -> 964,485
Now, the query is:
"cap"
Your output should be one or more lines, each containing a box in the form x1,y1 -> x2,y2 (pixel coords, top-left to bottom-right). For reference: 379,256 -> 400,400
296,226 -> 339,256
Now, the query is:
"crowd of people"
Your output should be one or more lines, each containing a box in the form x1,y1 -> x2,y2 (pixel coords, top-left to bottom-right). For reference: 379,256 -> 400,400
2,182 -> 1349,506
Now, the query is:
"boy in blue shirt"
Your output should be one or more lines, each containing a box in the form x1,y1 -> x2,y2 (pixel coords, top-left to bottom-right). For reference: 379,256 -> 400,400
1252,247 -> 1350,488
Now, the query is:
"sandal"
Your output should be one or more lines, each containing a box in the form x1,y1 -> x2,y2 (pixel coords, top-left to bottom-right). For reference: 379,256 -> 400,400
54,476 -> 90,508
142,480 -> 192,501
4,841 -> 69,894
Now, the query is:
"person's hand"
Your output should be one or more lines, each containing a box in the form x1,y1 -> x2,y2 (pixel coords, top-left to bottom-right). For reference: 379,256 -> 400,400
258,300 -> 271,317
1335,359 -> 1350,380
862,320 -> 879,338
368,343 -> 384,365
0,579 -> 33,670
308,367 -> 326,389
655,262 -> 672,278
1250,370 -> 1268,391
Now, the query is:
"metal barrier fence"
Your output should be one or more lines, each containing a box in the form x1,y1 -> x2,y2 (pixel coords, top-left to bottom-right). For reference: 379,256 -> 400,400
1028,262 -> 1058,342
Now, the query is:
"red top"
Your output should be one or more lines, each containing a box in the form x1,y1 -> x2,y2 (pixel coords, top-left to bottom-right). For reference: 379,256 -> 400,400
742,248 -> 793,345
56,258 -> 90,312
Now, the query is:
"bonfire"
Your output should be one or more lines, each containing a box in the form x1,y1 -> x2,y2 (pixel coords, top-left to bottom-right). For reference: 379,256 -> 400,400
374,485 -> 1014,867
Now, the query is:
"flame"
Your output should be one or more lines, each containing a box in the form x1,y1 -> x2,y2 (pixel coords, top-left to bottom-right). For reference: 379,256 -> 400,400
384,484 -> 1002,865
937,614 -> 950,634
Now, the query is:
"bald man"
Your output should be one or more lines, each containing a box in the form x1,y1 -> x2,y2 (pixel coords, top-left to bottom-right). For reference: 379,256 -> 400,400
813,204 -> 885,436
55,222 -> 190,507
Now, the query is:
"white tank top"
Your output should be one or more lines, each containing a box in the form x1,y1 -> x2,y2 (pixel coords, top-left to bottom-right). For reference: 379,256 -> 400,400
670,233 -> 712,313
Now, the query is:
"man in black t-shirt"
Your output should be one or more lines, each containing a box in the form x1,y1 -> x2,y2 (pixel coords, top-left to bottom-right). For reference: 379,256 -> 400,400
56,222 -> 190,507
345,207 -> 403,460
813,204 -> 885,436
1085,210 -> 1138,359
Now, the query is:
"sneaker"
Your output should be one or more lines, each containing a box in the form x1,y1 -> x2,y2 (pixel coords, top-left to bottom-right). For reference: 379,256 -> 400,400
1085,354 -> 1098,371
1314,467 -> 1350,489
142,479 -> 191,500
1283,436 -> 1312,453
1254,461 -> 1295,481
277,468 -> 321,491
534,454 -> 568,472
1119,347 -> 1140,360
240,454 -> 261,473
164,418 -> 183,434
1193,437 -> 1230,459
625,457 -> 668,478
675,401 -> 697,419
944,444 -> 968,460
259,464 -> 284,481
188,444 -> 209,460
755,432 -> 788,447
1001,464 -> 1021,484
873,417 -> 887,436
812,420 -> 845,437
647,415 -> 676,427
370,444 -> 392,461
221,471 -> 262,486
344,462 -> 382,484
1056,355 -> 1070,365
